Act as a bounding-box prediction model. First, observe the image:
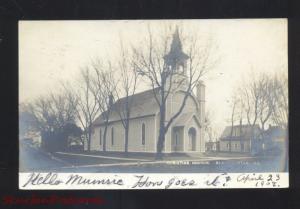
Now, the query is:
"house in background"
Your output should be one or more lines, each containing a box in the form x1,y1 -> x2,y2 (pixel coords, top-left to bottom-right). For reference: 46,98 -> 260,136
219,124 -> 261,154
205,140 -> 219,152
263,125 -> 287,153
89,29 -> 206,154
22,130 -> 42,147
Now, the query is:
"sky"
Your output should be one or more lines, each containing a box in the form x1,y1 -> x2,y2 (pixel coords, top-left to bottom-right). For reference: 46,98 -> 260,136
19,19 -> 287,135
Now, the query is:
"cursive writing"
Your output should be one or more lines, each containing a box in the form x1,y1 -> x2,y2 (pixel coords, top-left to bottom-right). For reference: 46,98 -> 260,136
237,173 -> 263,184
131,175 -> 163,188
65,174 -> 124,186
22,172 -> 63,187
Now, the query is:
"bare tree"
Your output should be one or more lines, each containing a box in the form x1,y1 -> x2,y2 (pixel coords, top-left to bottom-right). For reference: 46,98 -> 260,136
271,72 -> 288,129
72,67 -> 101,151
236,71 -> 286,141
203,110 -> 218,142
255,74 -> 278,133
226,92 -> 244,152
228,97 -> 238,152
132,26 -> 217,159
26,89 -> 78,151
241,78 -> 260,131
90,60 -> 117,152
112,42 -> 139,154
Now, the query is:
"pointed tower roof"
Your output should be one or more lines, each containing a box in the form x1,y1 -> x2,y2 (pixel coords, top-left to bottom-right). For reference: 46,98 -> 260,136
164,27 -> 189,66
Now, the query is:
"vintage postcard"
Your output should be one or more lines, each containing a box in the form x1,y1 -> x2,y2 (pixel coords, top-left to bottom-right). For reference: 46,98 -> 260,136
19,19 -> 288,189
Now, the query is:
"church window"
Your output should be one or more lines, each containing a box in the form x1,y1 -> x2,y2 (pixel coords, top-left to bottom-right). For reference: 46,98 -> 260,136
142,123 -> 145,145
111,127 -> 114,146
175,133 -> 178,145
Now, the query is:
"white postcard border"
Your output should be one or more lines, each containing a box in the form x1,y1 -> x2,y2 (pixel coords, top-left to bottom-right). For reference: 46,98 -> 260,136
19,172 -> 289,190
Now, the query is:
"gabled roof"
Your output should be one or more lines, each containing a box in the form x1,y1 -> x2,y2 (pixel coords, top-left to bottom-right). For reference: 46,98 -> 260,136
220,124 -> 261,141
173,112 -> 201,128
113,87 -> 159,109
265,126 -> 286,138
93,88 -> 160,126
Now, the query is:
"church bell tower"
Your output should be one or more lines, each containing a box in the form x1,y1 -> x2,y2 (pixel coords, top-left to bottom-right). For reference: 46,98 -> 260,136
163,27 -> 189,90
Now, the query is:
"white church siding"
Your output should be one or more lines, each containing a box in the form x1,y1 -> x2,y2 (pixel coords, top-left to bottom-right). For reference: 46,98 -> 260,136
90,115 -> 157,153
199,126 -> 205,152
105,122 -> 124,152
127,116 -> 156,152
171,92 -> 198,116
91,127 -> 101,151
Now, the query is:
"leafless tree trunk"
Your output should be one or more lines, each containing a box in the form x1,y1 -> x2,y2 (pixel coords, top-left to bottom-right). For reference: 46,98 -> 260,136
255,74 -> 276,133
229,99 -> 237,152
26,89 -> 78,151
64,67 -> 101,152
113,42 -> 139,154
90,60 -> 117,152
271,72 -> 288,129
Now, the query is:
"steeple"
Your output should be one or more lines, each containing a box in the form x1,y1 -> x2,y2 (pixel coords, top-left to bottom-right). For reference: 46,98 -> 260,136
164,27 -> 189,71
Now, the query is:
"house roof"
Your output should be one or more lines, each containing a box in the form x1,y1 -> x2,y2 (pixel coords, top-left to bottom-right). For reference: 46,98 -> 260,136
265,126 -> 286,138
93,88 -> 160,126
220,124 -> 260,141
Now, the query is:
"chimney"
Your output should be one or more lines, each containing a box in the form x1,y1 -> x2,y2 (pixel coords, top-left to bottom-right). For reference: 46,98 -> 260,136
197,80 -> 205,123
197,80 -> 205,103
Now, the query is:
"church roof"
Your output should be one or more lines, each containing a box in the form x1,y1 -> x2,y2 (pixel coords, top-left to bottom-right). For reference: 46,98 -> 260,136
93,88 -> 160,126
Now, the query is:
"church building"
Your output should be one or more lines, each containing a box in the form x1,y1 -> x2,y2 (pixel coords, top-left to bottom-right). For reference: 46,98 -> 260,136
89,29 -> 206,153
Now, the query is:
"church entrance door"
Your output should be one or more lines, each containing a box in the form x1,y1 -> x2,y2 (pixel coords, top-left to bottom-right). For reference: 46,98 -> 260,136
188,127 -> 196,151
172,127 -> 183,152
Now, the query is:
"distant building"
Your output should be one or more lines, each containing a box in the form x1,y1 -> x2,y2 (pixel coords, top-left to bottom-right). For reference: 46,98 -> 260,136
205,140 -> 218,152
89,29 -> 206,153
22,130 -> 42,146
263,125 -> 287,153
219,124 -> 261,153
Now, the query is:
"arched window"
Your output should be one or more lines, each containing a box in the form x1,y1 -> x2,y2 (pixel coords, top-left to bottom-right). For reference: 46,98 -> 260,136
142,123 -> 145,145
111,127 -> 114,146
188,127 -> 196,151
99,129 -> 102,145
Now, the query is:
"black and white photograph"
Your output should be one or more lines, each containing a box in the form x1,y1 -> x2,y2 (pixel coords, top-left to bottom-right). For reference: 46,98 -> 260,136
18,19 -> 288,189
